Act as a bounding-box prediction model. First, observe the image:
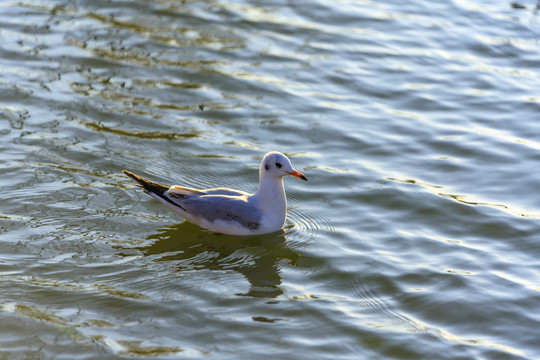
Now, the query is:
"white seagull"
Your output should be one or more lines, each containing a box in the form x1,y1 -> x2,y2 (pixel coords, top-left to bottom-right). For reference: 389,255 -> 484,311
122,151 -> 308,235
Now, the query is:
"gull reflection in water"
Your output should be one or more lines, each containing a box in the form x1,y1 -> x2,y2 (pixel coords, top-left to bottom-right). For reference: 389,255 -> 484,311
134,221 -> 299,298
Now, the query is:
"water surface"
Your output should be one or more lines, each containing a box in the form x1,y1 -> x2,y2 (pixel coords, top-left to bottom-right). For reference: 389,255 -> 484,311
1,0 -> 540,358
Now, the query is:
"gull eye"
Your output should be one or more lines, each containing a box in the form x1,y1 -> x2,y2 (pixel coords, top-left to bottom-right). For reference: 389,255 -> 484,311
275,162 -> 282,168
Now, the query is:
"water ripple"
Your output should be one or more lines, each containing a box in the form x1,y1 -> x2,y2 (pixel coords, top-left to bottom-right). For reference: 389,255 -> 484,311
388,176 -> 540,218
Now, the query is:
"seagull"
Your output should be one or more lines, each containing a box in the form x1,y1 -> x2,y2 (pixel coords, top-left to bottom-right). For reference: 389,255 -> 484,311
122,151 -> 308,235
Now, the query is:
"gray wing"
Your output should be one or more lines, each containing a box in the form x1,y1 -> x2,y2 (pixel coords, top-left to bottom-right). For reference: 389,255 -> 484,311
180,195 -> 262,230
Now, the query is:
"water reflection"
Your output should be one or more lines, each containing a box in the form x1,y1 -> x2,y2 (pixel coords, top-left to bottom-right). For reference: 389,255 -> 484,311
128,222 -> 299,298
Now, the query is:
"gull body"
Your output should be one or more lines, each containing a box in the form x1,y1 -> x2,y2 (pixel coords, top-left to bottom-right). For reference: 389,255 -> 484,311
123,151 -> 307,235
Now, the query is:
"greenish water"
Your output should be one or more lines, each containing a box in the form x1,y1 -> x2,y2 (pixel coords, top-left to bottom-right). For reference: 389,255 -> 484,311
1,0 -> 540,358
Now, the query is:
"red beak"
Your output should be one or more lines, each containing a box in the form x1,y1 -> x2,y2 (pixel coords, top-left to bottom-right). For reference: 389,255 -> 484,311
289,170 -> 308,181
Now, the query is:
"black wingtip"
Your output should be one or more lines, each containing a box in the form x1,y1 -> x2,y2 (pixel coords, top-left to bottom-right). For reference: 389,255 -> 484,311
122,170 -> 136,180
122,170 -> 188,211
122,170 -> 169,196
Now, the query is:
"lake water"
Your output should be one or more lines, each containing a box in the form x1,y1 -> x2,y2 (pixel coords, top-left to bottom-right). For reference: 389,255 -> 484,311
1,0 -> 540,358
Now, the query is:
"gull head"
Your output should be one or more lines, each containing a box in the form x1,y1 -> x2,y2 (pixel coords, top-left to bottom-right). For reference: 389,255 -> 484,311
260,151 -> 308,181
